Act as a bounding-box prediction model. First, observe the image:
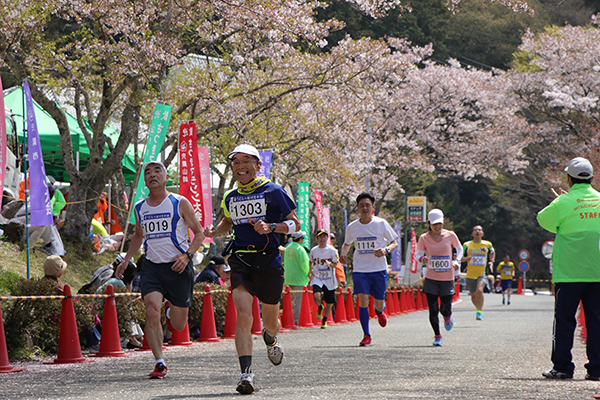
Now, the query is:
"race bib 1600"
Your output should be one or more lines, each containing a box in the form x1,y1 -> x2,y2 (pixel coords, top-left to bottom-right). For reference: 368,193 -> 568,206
356,236 -> 376,254
429,255 -> 451,272
229,193 -> 267,225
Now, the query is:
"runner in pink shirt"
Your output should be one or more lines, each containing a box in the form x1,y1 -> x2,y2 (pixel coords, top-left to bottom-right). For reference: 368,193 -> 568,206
416,209 -> 463,347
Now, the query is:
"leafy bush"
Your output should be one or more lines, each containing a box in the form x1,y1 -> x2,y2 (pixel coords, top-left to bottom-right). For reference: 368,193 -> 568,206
1,278 -> 95,359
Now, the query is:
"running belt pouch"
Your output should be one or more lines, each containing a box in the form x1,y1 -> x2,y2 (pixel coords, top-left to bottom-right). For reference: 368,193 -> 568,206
235,247 -> 278,271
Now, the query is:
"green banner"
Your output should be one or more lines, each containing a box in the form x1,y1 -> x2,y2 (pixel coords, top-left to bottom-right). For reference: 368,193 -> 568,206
297,182 -> 310,249
129,104 -> 172,223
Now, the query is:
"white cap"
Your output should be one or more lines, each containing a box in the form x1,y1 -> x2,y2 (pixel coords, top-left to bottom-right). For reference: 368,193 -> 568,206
290,231 -> 305,240
227,144 -> 260,160
428,209 -> 444,225
565,157 -> 593,179
143,160 -> 167,174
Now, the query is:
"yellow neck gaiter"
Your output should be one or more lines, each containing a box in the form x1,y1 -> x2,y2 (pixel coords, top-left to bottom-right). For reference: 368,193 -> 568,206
237,177 -> 270,195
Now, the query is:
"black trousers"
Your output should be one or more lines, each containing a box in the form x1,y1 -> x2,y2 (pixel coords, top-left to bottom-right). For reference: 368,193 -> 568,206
552,282 -> 600,377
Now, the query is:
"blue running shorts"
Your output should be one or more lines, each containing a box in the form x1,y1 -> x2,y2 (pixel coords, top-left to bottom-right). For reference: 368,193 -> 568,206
352,270 -> 387,300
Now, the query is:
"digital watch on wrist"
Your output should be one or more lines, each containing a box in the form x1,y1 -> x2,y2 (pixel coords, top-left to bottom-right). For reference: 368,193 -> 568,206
186,252 -> 194,260
270,223 -> 277,232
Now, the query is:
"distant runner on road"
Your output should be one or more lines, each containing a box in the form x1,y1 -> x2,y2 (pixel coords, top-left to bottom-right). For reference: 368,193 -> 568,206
462,225 -> 495,321
339,192 -> 398,347
416,209 -> 462,346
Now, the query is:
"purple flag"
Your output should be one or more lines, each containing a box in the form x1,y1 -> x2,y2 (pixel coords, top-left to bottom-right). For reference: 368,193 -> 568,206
23,82 -> 53,226
391,221 -> 402,271
258,150 -> 273,178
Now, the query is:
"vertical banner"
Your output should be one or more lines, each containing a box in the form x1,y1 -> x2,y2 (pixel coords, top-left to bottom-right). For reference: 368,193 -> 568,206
130,104 -> 172,223
410,228 -> 417,273
323,206 -> 331,244
0,79 -> 6,192
179,122 -> 204,228
314,190 -> 324,230
391,221 -> 402,271
198,146 -> 214,243
297,183 -> 310,248
258,150 -> 273,178
23,82 -> 53,226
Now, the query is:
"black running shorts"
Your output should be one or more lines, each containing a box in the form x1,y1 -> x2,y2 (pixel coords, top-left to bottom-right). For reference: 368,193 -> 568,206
229,254 -> 284,305
140,258 -> 194,308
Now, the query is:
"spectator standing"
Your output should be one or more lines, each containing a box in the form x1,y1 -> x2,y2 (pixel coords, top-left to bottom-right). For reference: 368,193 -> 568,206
283,231 -> 310,325
537,157 -> 600,381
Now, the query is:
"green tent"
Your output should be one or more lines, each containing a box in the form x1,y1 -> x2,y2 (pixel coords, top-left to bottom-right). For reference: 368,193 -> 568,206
4,86 -> 137,183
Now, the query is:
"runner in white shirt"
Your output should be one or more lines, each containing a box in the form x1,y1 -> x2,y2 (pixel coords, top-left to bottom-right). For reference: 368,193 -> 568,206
310,229 -> 339,328
340,193 -> 398,347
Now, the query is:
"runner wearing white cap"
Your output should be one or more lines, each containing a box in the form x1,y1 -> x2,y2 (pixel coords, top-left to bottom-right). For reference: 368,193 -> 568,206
416,209 -> 462,346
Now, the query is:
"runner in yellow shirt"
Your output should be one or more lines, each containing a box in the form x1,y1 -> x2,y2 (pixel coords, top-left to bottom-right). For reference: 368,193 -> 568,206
496,254 -> 515,305
462,225 -> 495,320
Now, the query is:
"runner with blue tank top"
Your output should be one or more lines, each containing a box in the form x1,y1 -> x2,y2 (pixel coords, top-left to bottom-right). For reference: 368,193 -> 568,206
117,160 -> 205,379
204,144 -> 300,395
339,192 -> 398,347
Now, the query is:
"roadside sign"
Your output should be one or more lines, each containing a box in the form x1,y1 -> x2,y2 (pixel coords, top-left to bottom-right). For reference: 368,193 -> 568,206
407,196 -> 426,222
542,241 -> 553,260
519,249 -> 530,260
519,261 -> 530,272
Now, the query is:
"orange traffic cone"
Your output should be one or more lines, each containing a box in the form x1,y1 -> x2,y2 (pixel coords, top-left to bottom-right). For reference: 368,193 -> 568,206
393,287 -> 401,315
50,284 -> 91,364
410,287 -> 417,311
326,308 -> 336,325
517,277 -> 524,295
298,286 -> 314,327
422,289 -> 428,310
222,286 -> 237,339
281,286 -> 298,330
90,284 -> 127,357
0,300 -> 25,373
346,288 -> 357,322
454,280 -> 460,301
198,285 -> 220,342
251,296 -> 262,335
169,321 -> 196,346
416,287 -> 423,311
334,288 -> 348,323
368,296 -> 376,318
399,287 -> 406,313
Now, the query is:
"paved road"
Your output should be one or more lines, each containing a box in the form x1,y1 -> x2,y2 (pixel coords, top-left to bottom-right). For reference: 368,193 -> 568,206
2,293 -> 598,399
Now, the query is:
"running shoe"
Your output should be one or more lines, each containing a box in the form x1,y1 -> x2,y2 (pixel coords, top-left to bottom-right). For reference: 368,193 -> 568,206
444,316 -> 454,331
377,312 -> 388,328
316,305 -> 323,320
502,297 -> 505,305
149,362 -> 168,379
236,373 -> 255,394
476,311 -> 483,320
433,335 -> 442,346
507,300 -> 511,305
164,301 -> 174,332
359,334 -> 371,347
320,321 -> 327,329
263,329 -> 283,366
542,369 -> 572,379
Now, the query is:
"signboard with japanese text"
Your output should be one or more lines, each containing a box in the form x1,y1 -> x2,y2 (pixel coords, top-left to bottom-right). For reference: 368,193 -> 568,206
314,190 -> 324,230
407,196 -> 426,222
179,122 -> 204,229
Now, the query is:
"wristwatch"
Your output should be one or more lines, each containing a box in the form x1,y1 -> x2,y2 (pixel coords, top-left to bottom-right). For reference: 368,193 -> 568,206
385,246 -> 390,254
270,223 -> 277,233
185,252 -> 194,260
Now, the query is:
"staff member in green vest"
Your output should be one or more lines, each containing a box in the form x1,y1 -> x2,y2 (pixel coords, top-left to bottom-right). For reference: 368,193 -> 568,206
537,157 -> 600,381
